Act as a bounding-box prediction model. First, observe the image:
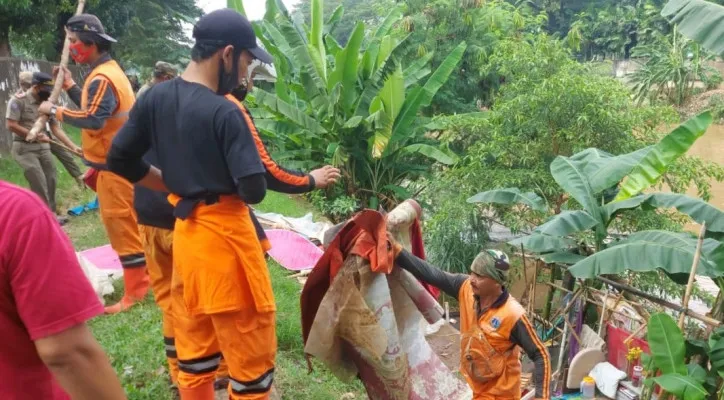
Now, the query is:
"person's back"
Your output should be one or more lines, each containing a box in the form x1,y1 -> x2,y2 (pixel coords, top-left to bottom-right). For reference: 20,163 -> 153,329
0,181 -> 126,399
136,79 -> 251,198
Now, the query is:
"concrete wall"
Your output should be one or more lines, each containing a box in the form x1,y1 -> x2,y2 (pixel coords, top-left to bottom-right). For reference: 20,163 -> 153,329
0,57 -> 87,155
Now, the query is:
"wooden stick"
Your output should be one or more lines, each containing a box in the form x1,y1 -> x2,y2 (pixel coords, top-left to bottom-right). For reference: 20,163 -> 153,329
27,0 -> 87,141
679,222 -> 706,329
624,322 -> 648,346
545,281 -> 646,323
531,259 -> 539,314
598,290 -> 609,337
49,139 -> 82,157
563,314 -> 583,349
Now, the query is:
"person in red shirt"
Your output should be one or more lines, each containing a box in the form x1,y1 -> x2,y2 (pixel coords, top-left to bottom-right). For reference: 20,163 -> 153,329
0,180 -> 126,399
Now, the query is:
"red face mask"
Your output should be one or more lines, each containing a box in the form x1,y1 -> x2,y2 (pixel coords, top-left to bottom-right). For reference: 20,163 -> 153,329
69,41 -> 93,64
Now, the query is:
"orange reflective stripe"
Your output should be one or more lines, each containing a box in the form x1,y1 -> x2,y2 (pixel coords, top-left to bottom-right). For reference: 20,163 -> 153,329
521,315 -> 550,398
87,78 -> 109,115
226,95 -> 310,188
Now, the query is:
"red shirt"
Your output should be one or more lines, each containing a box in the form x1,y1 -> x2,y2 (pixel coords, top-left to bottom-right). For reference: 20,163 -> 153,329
0,181 -> 104,399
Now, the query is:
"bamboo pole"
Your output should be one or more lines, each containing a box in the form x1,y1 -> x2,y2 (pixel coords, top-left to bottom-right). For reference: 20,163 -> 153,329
531,259 -> 539,315
544,281 -> 646,323
598,290 -> 609,336
678,223 -> 706,329
597,276 -> 721,327
27,0 -> 87,142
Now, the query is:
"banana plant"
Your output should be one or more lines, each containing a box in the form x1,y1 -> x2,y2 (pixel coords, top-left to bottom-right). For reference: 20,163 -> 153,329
468,111 -> 724,282
662,0 -> 724,56
642,313 -> 723,400
230,0 -> 466,209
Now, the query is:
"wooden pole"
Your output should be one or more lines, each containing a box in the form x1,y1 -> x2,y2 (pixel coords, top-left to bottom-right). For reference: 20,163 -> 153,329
597,276 -> 720,327
531,259 -> 539,315
543,264 -> 558,320
678,223 -> 706,329
598,290 -> 609,336
27,0 -> 87,141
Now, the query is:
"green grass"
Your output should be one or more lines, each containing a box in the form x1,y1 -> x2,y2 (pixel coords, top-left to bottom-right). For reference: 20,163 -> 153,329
0,129 -> 364,399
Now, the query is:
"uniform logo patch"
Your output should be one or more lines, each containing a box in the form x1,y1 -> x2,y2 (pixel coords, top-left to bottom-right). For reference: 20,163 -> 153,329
490,316 -> 501,330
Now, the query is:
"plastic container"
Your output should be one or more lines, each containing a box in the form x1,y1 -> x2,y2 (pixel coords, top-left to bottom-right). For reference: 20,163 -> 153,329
632,365 -> 643,388
581,376 -> 596,399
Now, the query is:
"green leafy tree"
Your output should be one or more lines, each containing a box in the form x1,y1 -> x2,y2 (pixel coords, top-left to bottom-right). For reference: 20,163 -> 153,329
0,0 -> 59,57
469,112 -> 724,285
233,0 -> 465,219
292,0 -> 395,45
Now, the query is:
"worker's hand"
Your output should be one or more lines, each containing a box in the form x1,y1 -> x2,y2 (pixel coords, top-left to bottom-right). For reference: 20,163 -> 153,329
38,101 -> 56,116
387,234 -> 403,260
14,89 -> 26,99
36,133 -> 51,143
53,65 -> 75,90
310,165 -> 341,189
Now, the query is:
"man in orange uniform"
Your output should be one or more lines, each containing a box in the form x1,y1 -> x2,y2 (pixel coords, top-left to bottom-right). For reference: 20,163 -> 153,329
392,246 -> 551,400
130,69 -> 339,391
107,9 -> 284,400
39,14 -> 149,314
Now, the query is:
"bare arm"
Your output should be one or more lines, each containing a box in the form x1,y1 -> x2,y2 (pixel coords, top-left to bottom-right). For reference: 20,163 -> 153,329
135,166 -> 168,192
49,123 -> 82,154
35,323 -> 126,400
6,119 -> 31,139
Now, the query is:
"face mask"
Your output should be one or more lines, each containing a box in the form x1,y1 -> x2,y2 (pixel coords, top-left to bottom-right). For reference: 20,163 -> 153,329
217,49 -> 240,96
70,41 -> 93,64
230,59 -> 259,102
38,90 -> 51,101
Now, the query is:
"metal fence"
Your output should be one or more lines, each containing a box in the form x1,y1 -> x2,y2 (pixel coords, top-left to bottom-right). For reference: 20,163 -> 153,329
0,57 -> 87,155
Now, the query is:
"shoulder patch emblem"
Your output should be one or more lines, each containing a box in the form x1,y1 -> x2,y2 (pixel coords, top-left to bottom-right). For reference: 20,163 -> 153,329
490,316 -> 501,330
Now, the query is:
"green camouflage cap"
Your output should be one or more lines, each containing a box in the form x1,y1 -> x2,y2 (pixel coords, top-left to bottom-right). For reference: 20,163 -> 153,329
154,61 -> 177,77
470,249 -> 511,285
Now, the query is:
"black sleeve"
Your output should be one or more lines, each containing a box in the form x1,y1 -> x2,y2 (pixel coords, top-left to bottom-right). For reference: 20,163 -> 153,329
67,84 -> 82,107
510,315 -> 551,400
265,171 -> 315,194
394,249 -> 468,299
218,107 -> 265,183
236,173 -> 267,205
108,94 -> 151,182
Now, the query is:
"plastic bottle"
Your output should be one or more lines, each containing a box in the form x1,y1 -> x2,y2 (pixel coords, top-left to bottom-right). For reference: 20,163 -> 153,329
632,366 -> 643,388
581,376 -> 596,399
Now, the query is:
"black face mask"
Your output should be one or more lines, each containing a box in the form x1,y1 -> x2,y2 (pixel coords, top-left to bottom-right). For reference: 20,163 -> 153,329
217,50 -> 240,96
38,90 -> 51,101
230,84 -> 248,102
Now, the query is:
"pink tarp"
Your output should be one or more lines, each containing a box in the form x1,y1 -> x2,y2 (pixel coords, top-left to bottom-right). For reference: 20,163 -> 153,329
79,245 -> 122,271
265,229 -> 324,271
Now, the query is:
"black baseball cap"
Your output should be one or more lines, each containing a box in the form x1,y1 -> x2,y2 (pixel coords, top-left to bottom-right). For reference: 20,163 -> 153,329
66,14 -> 117,43
32,72 -> 54,88
192,8 -> 273,64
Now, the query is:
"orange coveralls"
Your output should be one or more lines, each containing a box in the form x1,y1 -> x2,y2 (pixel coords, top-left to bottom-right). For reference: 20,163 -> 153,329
56,56 -> 149,313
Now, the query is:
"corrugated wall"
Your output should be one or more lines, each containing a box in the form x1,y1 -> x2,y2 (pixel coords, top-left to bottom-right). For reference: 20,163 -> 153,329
0,57 -> 87,155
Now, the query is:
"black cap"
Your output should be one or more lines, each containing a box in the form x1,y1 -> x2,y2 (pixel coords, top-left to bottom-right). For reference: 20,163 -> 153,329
32,72 -> 54,87
66,14 -> 117,43
192,8 -> 273,64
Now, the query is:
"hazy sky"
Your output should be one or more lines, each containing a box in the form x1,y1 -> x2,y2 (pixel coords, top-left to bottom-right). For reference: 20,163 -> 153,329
196,0 -> 302,20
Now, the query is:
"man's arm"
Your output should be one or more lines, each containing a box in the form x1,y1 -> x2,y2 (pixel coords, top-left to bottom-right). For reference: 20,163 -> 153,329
6,119 -> 30,139
395,249 -> 468,299
35,324 -> 126,400
510,315 -> 551,400
54,77 -> 118,130
220,108 -> 267,204
49,122 -> 82,154
8,194 -> 125,399
5,98 -> 29,138
108,94 -> 167,192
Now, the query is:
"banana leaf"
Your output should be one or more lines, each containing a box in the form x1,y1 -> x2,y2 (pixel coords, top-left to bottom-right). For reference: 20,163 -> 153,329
539,252 -> 586,264
227,0 -> 246,16
605,193 -> 724,234
354,35 -> 410,118
371,66 -> 404,157
648,313 -> 688,375
328,22 -> 365,113
310,0 -> 326,79
614,111 -> 713,201
388,42 -> 467,150
653,374 -> 708,400
568,230 -> 724,279
403,52 -> 434,87
467,188 -> 547,212
662,0 -> 724,55
401,143 -> 458,165
275,13 -> 328,94
254,89 -> 327,135
508,234 -> 575,253
534,210 -> 600,237
576,146 -> 654,195
710,336 -> 724,378
550,155 -> 600,217
372,6 -> 403,39
326,4 -> 344,35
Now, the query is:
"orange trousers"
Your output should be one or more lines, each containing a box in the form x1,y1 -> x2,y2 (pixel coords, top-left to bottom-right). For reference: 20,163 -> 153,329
169,195 -> 277,400
139,225 -> 180,384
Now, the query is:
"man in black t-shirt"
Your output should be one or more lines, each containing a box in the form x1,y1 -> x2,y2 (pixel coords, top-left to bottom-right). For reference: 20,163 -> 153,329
108,9 -> 278,400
